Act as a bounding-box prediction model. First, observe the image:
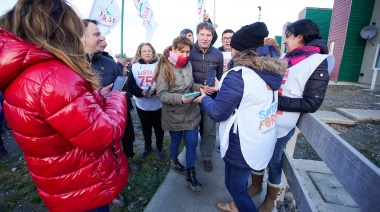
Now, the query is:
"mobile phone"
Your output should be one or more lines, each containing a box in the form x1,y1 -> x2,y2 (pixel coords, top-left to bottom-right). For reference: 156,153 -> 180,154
184,91 -> 201,99
146,86 -> 152,98
112,76 -> 127,91
206,70 -> 216,87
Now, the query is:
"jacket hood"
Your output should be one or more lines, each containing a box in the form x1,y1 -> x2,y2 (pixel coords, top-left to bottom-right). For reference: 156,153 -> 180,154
306,39 -> 329,54
232,49 -> 287,90
0,29 -> 56,90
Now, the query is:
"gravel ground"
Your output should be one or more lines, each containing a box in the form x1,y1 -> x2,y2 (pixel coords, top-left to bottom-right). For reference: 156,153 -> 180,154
293,84 -> 380,167
280,84 -> 380,212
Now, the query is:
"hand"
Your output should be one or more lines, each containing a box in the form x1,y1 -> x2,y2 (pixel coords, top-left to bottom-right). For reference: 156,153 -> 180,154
203,10 -> 209,22
181,95 -> 194,104
149,87 -> 156,96
100,83 -> 113,98
141,89 -> 147,97
202,86 -> 215,95
194,88 -> 206,103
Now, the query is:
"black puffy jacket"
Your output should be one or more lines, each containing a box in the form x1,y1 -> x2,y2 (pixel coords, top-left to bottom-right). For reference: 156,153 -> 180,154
188,42 -> 224,85
87,52 -> 122,87
278,39 -> 330,113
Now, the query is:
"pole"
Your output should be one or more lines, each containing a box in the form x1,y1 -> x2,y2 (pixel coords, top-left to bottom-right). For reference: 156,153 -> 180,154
257,6 -> 261,21
120,0 -> 125,58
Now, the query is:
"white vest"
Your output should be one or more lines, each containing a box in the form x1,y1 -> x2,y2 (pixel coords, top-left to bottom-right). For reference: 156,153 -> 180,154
131,62 -> 162,111
219,66 -> 278,170
276,54 -> 334,138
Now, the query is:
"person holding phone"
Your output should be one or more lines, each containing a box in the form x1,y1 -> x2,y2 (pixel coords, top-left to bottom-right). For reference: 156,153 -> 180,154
154,36 -> 203,191
195,22 -> 287,211
127,43 -> 164,158
188,22 -> 224,172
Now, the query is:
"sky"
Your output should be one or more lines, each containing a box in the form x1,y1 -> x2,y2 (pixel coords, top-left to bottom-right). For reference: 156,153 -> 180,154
0,0 -> 334,58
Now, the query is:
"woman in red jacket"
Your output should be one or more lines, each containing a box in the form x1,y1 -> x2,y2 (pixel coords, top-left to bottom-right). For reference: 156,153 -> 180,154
0,0 -> 128,211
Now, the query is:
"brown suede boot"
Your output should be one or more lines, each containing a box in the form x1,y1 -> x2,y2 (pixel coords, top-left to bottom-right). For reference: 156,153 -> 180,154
258,180 -> 282,212
247,171 -> 264,196
217,200 -> 238,212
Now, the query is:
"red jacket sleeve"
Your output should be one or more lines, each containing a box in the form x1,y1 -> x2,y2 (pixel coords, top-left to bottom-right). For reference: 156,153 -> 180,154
40,68 -> 127,153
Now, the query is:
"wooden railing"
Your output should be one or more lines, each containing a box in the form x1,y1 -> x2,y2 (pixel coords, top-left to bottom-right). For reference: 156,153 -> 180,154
281,113 -> 380,212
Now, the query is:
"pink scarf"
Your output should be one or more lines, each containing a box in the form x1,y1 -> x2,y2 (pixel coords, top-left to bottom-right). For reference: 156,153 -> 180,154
164,49 -> 189,68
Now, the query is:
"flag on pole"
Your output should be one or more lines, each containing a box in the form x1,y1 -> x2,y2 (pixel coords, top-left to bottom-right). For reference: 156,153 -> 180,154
132,0 -> 158,42
198,0 -> 206,23
89,0 -> 121,36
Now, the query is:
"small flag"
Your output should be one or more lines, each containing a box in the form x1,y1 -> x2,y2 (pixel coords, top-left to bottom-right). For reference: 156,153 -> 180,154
89,0 -> 121,36
197,0 -> 206,23
132,0 -> 158,42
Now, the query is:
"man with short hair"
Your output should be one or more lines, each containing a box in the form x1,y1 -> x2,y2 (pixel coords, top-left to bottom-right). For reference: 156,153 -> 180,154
189,22 -> 223,172
218,29 -> 234,52
82,19 -> 125,208
82,19 -> 122,86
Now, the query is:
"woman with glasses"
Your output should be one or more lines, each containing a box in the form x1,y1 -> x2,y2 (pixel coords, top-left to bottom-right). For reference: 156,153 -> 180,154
128,43 -> 164,159
153,36 -> 203,191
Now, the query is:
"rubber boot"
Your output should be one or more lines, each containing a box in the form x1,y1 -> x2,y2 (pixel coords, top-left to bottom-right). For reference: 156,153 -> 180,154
171,159 -> 186,174
217,200 -> 238,212
258,180 -> 282,212
247,171 -> 264,196
185,168 -> 202,191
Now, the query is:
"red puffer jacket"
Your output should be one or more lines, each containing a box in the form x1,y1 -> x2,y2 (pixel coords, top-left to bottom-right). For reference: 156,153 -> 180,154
0,29 -> 128,211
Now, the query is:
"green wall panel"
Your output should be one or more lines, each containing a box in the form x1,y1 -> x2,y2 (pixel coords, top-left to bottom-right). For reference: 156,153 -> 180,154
339,0 -> 375,81
275,35 -> 282,51
305,8 -> 332,42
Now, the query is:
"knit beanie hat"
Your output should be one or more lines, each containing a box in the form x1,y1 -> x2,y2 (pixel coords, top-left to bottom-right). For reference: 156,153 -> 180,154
230,22 -> 269,52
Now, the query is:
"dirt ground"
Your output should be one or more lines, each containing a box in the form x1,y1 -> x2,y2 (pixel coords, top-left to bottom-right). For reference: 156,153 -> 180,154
293,84 -> 380,167
279,84 -> 380,212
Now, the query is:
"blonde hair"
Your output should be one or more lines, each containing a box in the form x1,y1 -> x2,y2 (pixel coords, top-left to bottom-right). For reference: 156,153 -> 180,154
0,0 -> 100,88
153,36 -> 193,85
132,43 -> 158,64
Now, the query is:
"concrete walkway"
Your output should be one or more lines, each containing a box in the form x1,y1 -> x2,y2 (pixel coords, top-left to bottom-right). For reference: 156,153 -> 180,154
145,108 -> 379,211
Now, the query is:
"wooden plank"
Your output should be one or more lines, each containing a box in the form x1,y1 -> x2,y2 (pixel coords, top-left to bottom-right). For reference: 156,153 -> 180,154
282,152 -> 317,212
297,113 -> 380,211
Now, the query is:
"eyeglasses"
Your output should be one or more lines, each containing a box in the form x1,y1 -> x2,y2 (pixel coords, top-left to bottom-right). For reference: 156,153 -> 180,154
222,37 -> 232,41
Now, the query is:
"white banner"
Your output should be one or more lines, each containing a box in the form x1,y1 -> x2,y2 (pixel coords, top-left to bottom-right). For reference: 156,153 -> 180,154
132,0 -> 158,42
197,0 -> 206,23
89,0 -> 121,36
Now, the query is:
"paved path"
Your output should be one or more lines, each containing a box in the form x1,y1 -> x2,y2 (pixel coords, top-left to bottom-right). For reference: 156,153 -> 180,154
145,107 -> 379,211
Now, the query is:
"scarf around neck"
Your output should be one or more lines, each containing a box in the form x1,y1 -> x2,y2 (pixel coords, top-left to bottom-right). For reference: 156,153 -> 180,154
165,49 -> 189,68
283,45 -> 321,68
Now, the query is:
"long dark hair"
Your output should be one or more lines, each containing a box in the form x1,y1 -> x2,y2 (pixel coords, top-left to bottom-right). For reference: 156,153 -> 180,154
285,19 -> 322,44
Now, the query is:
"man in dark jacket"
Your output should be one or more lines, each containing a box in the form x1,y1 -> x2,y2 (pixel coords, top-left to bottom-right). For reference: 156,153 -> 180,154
189,22 -> 223,172
82,19 -> 126,208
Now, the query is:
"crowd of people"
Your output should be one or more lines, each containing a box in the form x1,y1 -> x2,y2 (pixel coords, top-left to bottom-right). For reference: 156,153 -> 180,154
0,0 -> 334,211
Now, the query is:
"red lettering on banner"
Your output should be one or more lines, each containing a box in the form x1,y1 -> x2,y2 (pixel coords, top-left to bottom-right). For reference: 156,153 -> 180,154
143,7 -> 150,19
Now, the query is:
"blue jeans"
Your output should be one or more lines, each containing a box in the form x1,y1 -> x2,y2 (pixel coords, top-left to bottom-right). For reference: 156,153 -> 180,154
225,163 -> 257,212
88,204 -> 109,212
267,128 -> 296,184
169,126 -> 199,168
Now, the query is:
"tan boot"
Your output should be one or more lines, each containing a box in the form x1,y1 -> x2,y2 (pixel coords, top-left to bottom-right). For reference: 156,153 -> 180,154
217,200 -> 238,212
247,171 -> 264,196
258,180 -> 282,212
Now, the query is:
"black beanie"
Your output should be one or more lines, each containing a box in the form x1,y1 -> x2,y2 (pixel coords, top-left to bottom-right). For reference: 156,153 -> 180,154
230,22 -> 269,52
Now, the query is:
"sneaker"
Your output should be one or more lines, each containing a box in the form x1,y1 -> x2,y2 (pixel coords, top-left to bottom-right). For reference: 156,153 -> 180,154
171,159 -> 186,174
217,146 -> 220,153
140,147 -> 152,158
112,194 -> 126,208
156,149 -> 164,159
0,150 -> 9,161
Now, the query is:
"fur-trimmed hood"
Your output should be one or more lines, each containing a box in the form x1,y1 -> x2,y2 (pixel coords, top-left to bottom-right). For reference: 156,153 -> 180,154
231,48 -> 287,90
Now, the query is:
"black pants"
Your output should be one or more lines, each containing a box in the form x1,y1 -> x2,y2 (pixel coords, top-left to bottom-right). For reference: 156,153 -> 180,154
121,109 -> 135,158
136,107 -> 164,150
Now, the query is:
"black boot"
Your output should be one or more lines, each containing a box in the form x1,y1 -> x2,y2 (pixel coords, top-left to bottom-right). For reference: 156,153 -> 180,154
171,159 -> 186,174
185,168 -> 202,191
